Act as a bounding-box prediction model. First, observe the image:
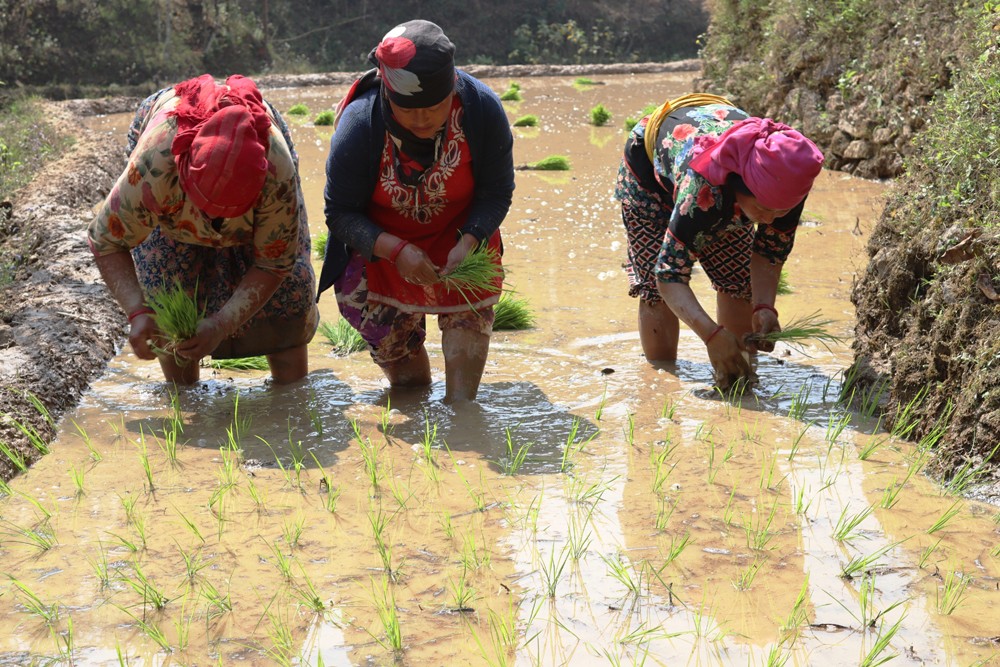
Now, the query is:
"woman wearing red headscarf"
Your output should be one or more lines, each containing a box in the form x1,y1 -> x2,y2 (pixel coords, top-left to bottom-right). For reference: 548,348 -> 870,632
318,20 -> 514,403
616,94 -> 824,388
88,74 -> 318,385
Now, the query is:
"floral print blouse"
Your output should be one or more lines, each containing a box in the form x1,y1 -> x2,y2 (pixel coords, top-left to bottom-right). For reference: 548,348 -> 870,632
617,104 -> 802,284
88,90 -> 301,276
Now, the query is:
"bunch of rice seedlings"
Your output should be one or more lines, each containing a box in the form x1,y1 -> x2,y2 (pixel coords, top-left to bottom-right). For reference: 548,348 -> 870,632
314,110 -> 334,126
746,311 -> 843,352
573,77 -> 597,87
147,280 -> 202,361
520,155 -> 571,171
440,246 -> 503,306
624,104 -> 660,132
208,356 -> 270,371
512,115 -> 538,127
319,319 -> 367,354
777,269 -> 793,295
286,103 -> 309,116
493,291 -> 535,330
499,81 -> 522,102
313,230 -> 328,260
590,104 -> 612,127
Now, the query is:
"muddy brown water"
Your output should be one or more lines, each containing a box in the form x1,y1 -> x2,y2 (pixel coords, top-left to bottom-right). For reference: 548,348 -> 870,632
1,73 -> 997,666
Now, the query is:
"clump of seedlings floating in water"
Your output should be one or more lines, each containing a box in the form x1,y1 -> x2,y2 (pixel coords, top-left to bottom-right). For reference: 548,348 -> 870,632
286,103 -> 308,116
493,290 -> 535,330
319,319 -> 366,354
313,229 -> 328,259
518,155 -> 571,171
314,110 -> 334,126
208,356 -> 270,371
512,114 -> 538,127
146,280 -> 202,363
499,81 -> 522,101
440,245 -> 503,307
590,104 -> 611,127
745,311 -> 843,352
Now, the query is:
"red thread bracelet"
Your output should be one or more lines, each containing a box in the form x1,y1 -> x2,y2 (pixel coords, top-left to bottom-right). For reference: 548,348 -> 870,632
127,306 -> 154,323
753,303 -> 779,317
388,239 -> 410,264
704,324 -> 725,344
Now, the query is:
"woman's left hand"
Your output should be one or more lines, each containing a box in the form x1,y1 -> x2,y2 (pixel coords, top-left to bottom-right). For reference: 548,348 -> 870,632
441,233 -> 480,276
173,317 -> 229,362
748,308 -> 780,353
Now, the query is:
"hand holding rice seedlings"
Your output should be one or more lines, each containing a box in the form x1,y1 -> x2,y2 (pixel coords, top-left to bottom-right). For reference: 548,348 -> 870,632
745,310 -> 843,352
440,245 -> 503,306
147,280 -> 203,363
493,290 -> 535,330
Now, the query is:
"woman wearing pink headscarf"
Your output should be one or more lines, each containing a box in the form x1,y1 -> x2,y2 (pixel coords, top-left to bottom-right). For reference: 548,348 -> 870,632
88,74 -> 318,385
616,94 -> 824,388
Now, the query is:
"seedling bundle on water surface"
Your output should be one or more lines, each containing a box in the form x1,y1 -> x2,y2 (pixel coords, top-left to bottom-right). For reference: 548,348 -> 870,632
146,280 -> 203,363
493,291 -> 535,330
518,155 -> 571,171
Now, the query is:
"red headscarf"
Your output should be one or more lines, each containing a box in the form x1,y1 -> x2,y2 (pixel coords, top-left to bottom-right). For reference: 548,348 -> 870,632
689,117 -> 824,210
169,74 -> 271,219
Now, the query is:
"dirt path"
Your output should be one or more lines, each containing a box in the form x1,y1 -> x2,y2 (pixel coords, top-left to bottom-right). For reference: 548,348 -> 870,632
0,61 -> 700,482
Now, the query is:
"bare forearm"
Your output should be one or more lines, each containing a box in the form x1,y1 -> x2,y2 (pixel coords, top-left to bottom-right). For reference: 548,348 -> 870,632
94,251 -> 146,315
658,282 -> 718,341
210,267 -> 283,336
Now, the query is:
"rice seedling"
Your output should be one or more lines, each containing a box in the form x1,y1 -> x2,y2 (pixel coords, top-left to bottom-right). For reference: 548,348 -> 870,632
263,608 -> 296,666
917,538 -> 942,569
70,464 -> 86,497
0,438 -> 26,472
471,598 -> 524,667
287,103 -> 309,116
291,564 -> 327,613
146,279 -> 202,362
840,541 -> 904,579
788,421 -> 814,461
388,472 -> 416,510
722,485 -> 738,526
743,498 -> 779,552
314,110 -> 334,126
311,228 -> 329,260
879,478 -> 906,509
499,81 -> 522,101
942,441 -> 1000,496
569,474 -> 616,506
370,575 -> 404,652
859,614 -> 905,667
559,417 -> 591,472
173,606 -> 192,652
623,411 -> 636,446
55,615 -> 75,663
447,566 -> 477,611
595,384 -> 608,421
121,561 -> 169,611
134,430 -> 155,493
4,520 -> 57,551
793,484 -> 813,516
512,114 -> 538,127
87,541 -> 114,590
833,503 -> 875,542
117,605 -> 172,652
460,531 -> 492,571
173,507 -> 205,544
496,426 -> 531,476
660,531 -> 691,567
493,290 -> 535,330
890,385 -> 929,440
8,576 -> 59,626
522,155 -> 571,171
746,311 -> 843,352
440,245 -> 503,308
660,398 -> 677,420
825,410 -> 853,445
926,500 -> 963,534
267,540 -> 296,581
318,319 -> 366,354
566,515 -> 593,560
199,577 -> 233,620
540,543 -> 572,598
780,578 -> 811,635
759,449 -> 785,491
776,268 -> 793,295
71,419 -> 102,462
590,103 -> 612,126
208,355 -> 270,370
283,515 -> 305,549
857,432 -> 889,461
732,558 -> 765,591
654,495 -> 676,532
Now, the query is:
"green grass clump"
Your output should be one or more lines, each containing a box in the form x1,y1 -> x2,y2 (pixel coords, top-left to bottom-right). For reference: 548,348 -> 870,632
524,155 -> 570,171
493,291 -> 535,330
286,103 -> 309,116
441,246 -> 503,304
499,82 -> 522,102
512,115 -> 538,127
314,110 -> 335,126
209,356 -> 270,371
590,104 -> 611,127
319,320 -> 366,354
313,230 -> 328,260
747,311 -> 843,352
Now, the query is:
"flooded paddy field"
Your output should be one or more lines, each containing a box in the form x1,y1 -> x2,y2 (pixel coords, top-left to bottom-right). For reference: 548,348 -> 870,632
1,72 -> 997,665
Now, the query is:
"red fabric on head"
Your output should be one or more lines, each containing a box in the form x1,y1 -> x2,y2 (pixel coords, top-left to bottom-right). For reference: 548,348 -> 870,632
170,75 -> 271,218
689,117 -> 824,210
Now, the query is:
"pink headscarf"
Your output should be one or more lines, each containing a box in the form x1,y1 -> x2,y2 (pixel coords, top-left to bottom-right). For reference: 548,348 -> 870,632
688,117 -> 824,211
169,74 -> 271,218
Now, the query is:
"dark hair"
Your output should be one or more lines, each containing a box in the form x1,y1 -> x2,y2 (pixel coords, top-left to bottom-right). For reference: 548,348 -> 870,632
726,172 -> 754,197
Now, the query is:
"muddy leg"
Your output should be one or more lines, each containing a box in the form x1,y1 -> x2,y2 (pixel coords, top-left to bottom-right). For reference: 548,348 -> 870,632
716,292 -> 752,340
158,355 -> 200,385
442,329 -> 490,404
638,299 -> 679,361
382,345 -> 432,387
266,344 -> 309,384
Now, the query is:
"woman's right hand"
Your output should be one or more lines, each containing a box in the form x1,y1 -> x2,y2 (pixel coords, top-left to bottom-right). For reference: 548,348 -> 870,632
128,313 -> 159,360
396,243 -> 441,286
706,327 -> 754,390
